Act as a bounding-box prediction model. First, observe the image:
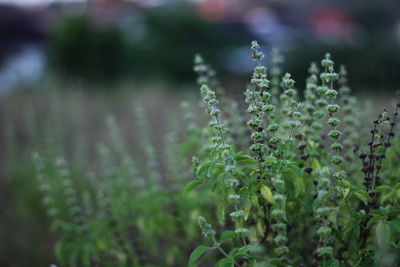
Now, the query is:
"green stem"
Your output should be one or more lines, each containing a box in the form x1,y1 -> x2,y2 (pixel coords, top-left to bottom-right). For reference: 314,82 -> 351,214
212,236 -> 239,266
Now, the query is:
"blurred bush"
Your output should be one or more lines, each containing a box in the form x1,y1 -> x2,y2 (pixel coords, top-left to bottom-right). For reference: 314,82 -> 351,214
48,5 -> 242,84
49,16 -> 125,81
47,2 -> 400,93
285,40 -> 400,93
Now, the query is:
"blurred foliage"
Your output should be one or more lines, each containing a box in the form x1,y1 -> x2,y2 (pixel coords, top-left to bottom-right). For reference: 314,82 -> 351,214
48,5 -> 246,84
45,1 -> 400,92
49,16 -> 125,81
0,88 -> 210,266
285,40 -> 400,93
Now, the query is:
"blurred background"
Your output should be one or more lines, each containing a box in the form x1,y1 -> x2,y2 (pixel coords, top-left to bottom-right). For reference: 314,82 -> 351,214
1,0 -> 400,265
1,0 -> 400,92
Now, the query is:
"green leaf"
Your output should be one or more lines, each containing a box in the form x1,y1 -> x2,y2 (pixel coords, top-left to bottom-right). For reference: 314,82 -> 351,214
260,184 -> 274,204
282,165 -> 305,197
244,202 -> 252,221
337,179 -> 352,189
212,163 -> 225,177
188,245 -> 216,267
268,257 -> 281,265
354,191 -> 369,206
395,183 -> 400,200
217,203 -> 226,224
328,207 -> 339,230
367,214 -> 384,228
264,156 -> 277,165
375,185 -> 392,193
196,162 -> 213,178
182,180 -> 202,196
235,153 -> 256,165
375,220 -> 391,248
55,241 -> 66,265
388,220 -> 400,234
326,259 -> 340,267
311,158 -> 321,171
216,258 -> 234,267
343,188 -> 351,199
220,230 -> 237,242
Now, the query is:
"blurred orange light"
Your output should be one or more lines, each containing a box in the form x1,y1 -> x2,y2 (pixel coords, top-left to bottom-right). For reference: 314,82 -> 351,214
310,7 -> 352,40
197,0 -> 226,22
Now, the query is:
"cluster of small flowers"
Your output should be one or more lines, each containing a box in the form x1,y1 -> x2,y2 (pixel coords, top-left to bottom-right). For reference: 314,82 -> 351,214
270,175 -> 290,261
56,157 -> 83,225
320,53 -> 346,181
312,59 -> 335,147
270,48 -> 283,105
246,41 -> 276,161
312,169 -> 335,260
296,63 -> 323,174
33,153 -> 83,226
303,62 -> 323,144
135,107 -> 163,188
360,104 -> 399,209
198,215 -> 216,238
200,84 -> 227,150
312,54 -> 344,261
248,41 -> 290,263
280,73 -> 302,140
338,65 -> 360,160
194,54 -> 213,87
32,152 -> 60,219
225,100 -> 248,151
198,60 -> 248,236
181,101 -> 198,133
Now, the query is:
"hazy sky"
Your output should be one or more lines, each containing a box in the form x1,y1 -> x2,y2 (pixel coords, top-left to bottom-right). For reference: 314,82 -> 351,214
0,0 -> 172,6
0,0 -> 84,6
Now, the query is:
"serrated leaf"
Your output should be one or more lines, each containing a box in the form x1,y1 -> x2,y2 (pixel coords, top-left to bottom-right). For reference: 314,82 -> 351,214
260,184 -> 274,204
182,180 -> 202,196
188,245 -> 216,267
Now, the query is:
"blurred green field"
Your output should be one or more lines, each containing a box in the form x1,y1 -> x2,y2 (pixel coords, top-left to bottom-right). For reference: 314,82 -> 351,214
0,84 -> 206,266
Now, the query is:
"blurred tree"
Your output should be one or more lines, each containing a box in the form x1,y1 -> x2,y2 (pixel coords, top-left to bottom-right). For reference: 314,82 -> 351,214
285,40 -> 400,93
49,16 -> 125,81
48,5 -> 250,85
